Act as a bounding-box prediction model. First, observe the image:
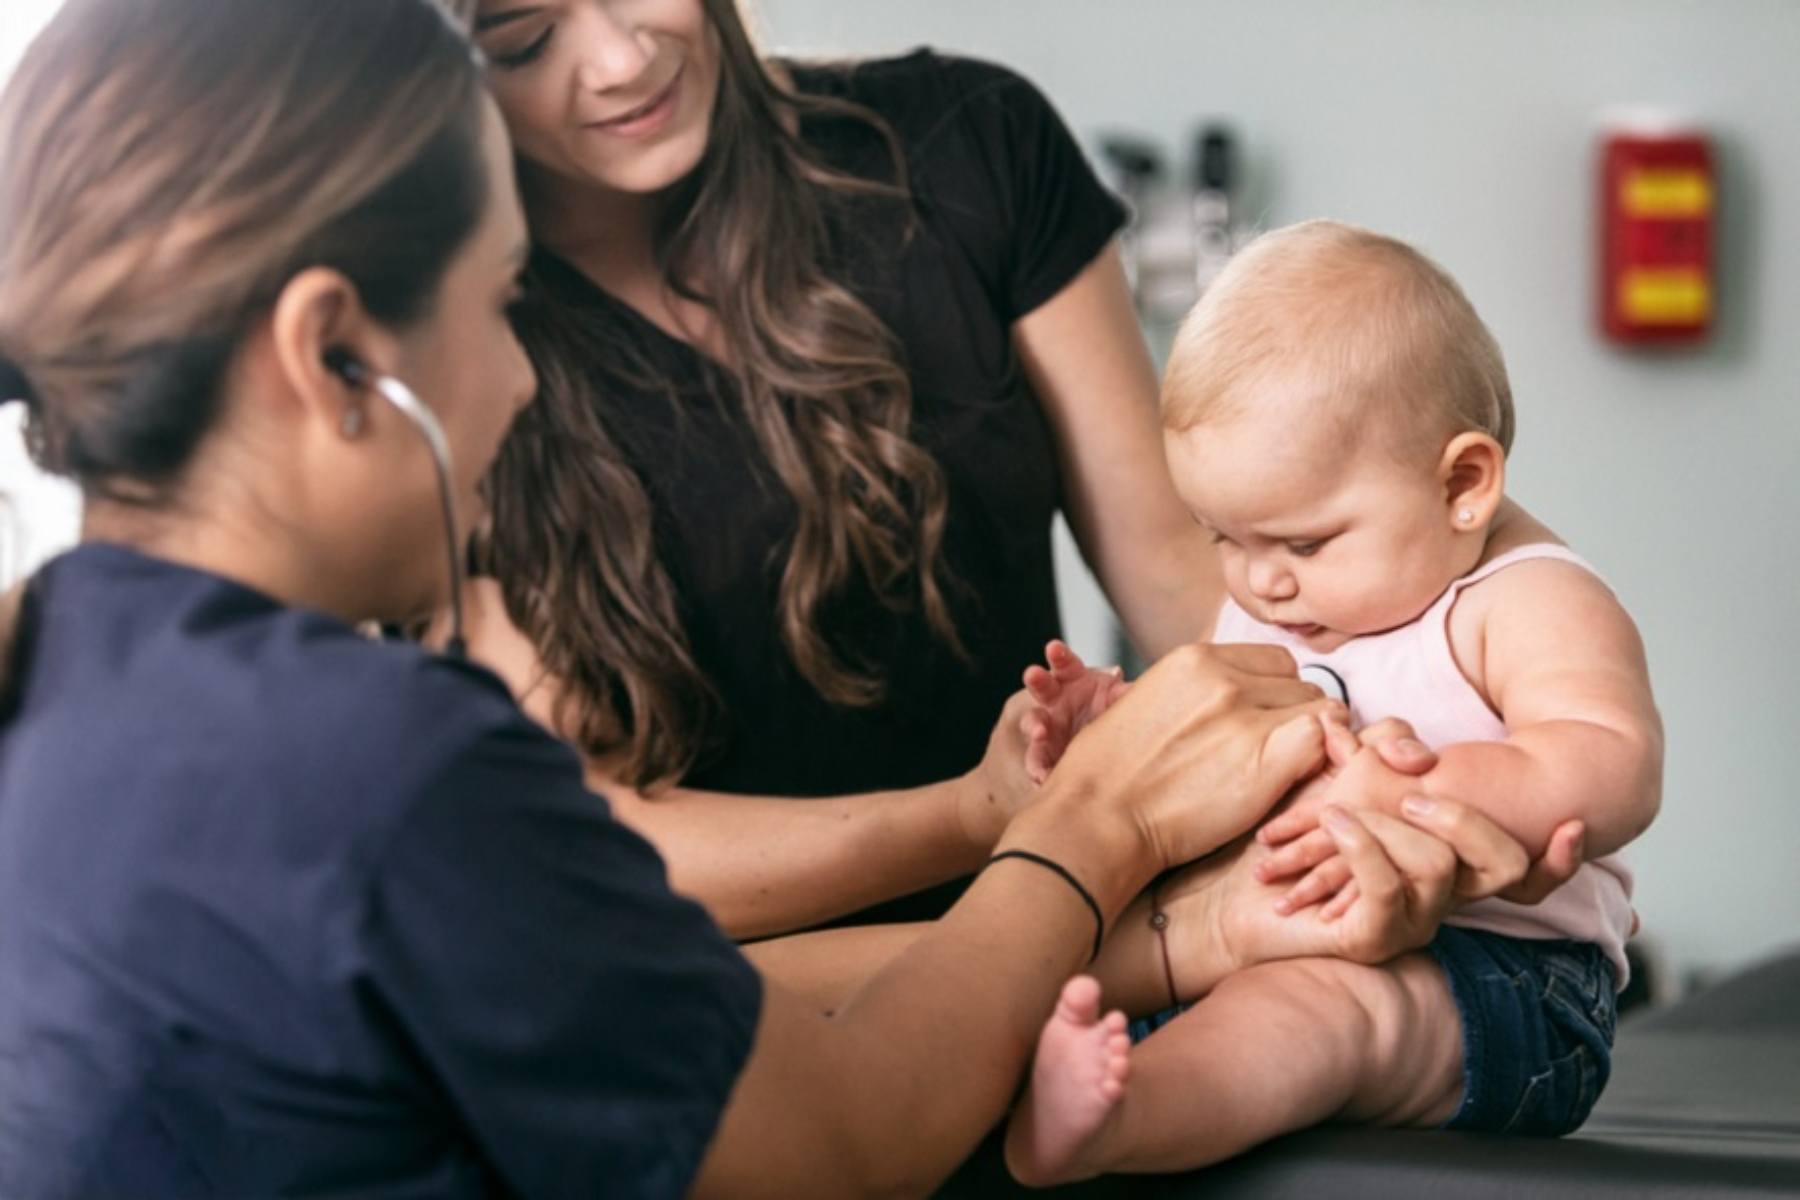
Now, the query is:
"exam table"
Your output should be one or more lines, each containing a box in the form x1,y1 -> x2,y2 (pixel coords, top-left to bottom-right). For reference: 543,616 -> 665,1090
937,944 -> 1800,1198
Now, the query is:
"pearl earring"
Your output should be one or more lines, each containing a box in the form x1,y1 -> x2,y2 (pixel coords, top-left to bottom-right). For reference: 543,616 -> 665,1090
1457,507 -> 1476,524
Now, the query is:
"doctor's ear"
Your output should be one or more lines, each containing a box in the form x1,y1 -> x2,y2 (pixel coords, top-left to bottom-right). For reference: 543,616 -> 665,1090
1440,431 -> 1505,531
268,267 -> 390,437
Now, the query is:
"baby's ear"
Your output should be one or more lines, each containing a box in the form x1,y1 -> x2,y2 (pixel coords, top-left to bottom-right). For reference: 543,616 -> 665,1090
1439,432 -> 1506,529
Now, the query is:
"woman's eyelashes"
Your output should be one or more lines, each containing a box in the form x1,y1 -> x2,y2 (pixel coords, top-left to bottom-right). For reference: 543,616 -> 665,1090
505,276 -> 540,322
487,25 -> 553,70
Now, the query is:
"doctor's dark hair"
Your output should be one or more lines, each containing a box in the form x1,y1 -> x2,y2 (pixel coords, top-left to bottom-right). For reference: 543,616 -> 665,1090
442,0 -> 961,787
0,0 -> 488,507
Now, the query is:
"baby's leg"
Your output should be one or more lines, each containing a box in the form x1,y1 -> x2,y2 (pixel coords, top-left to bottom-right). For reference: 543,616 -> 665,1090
1008,951 -> 1464,1185
1003,975 -> 1132,1185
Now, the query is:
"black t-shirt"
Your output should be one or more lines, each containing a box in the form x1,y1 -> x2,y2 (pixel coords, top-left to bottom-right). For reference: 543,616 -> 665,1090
0,544 -> 761,1199
531,51 -> 1124,875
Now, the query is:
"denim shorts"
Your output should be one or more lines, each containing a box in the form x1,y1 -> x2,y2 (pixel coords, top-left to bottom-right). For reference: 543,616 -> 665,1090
1428,925 -> 1618,1135
1128,927 -> 1617,1137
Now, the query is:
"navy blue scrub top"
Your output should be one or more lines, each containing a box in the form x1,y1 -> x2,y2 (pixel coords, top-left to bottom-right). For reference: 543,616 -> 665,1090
0,544 -> 762,1199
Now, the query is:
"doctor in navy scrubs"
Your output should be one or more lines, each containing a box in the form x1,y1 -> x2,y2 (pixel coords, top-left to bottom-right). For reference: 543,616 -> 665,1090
0,0 -> 1580,1195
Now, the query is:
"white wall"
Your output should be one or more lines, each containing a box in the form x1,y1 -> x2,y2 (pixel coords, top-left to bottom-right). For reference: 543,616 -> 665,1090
759,0 -> 1800,985
0,1 -> 84,590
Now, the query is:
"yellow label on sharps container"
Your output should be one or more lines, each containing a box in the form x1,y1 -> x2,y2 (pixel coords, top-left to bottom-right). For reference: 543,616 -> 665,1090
1621,168 -> 1713,219
1620,267 -> 1710,325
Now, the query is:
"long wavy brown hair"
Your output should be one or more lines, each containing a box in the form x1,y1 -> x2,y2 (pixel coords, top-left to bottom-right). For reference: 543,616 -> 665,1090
470,0 -> 964,788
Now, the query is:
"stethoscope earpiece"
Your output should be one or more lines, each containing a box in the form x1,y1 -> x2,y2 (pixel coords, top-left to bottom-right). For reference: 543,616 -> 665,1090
323,345 -> 370,388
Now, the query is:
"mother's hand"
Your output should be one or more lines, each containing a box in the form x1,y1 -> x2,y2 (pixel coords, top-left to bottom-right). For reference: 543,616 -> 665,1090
956,686 -> 1045,852
1399,794 -> 1588,907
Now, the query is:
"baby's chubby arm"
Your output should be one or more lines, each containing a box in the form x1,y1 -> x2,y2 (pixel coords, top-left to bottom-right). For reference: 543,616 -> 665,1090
1434,558 -> 1662,857
1262,559 -> 1662,882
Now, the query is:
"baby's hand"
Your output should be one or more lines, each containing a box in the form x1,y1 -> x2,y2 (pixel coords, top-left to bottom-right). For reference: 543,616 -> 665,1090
1256,717 -> 1435,915
1020,639 -> 1132,784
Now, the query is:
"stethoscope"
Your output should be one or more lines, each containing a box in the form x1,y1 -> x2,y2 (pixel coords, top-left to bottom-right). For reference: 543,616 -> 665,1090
1299,662 -> 1349,706
323,347 -> 466,659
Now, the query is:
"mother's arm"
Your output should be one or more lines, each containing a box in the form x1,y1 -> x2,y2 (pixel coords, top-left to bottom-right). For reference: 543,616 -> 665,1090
1015,241 -> 1225,658
1127,803 -> 1588,1011
460,578 -> 1036,938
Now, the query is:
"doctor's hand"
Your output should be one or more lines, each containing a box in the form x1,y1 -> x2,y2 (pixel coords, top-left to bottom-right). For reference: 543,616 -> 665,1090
1036,641 -> 1337,873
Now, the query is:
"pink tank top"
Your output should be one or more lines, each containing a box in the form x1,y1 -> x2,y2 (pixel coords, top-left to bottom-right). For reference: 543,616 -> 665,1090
1214,544 -> 1636,986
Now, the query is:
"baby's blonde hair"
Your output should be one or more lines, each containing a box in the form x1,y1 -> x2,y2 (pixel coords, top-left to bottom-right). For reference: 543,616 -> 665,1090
1162,220 -> 1513,464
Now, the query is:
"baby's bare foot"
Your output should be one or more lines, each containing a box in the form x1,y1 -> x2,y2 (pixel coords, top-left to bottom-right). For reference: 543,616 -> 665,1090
1004,975 -> 1131,1186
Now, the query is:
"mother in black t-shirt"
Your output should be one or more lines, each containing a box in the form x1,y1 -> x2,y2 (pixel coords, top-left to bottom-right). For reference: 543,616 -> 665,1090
446,0 -> 1233,936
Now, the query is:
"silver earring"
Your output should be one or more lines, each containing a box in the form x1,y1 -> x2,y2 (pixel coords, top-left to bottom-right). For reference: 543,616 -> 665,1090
1457,507 -> 1476,524
340,406 -> 365,439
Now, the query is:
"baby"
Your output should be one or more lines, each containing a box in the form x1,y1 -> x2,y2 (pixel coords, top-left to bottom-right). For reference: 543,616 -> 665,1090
1005,219 -> 1662,1184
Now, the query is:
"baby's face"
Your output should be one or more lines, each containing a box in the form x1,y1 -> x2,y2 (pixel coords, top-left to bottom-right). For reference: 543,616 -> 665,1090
1165,413 -> 1471,653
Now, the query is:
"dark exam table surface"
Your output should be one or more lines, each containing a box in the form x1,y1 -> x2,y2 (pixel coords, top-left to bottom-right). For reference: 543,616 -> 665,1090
938,945 -> 1800,1198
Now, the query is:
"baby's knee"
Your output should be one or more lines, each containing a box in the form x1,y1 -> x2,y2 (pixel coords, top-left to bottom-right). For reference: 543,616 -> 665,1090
1212,956 -> 1402,1039
1217,955 -> 1462,1117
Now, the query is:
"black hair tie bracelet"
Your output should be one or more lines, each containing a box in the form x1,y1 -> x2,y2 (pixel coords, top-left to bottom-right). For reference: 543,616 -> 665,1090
985,849 -> 1105,964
